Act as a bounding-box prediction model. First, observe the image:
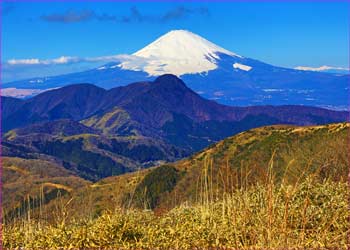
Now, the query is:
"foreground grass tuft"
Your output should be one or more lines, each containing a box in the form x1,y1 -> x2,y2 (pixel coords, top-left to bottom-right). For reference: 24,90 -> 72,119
4,178 -> 349,249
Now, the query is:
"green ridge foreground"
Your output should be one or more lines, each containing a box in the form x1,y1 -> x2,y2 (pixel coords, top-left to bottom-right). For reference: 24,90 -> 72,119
3,122 -> 350,249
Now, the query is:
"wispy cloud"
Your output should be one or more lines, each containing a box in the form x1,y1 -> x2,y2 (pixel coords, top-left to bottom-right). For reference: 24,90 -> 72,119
161,6 -> 209,22
40,6 -> 210,24
2,54 -> 147,82
118,6 -> 209,23
7,56 -> 81,65
41,10 -> 94,23
295,65 -> 349,72
3,53 -> 153,82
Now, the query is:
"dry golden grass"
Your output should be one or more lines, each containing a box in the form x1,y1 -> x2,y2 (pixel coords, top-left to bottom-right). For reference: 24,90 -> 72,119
3,123 -> 349,249
3,165 -> 30,176
3,169 -> 349,249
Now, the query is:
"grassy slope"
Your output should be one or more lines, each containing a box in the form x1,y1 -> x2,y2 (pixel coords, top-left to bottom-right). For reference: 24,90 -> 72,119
46,122 -> 349,218
162,122 -> 349,209
4,171 -> 349,248
3,123 -> 350,249
81,107 -> 142,136
3,157 -> 90,221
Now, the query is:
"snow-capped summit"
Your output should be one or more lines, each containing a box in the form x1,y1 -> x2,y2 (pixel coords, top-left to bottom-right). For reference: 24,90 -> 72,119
119,30 -> 241,76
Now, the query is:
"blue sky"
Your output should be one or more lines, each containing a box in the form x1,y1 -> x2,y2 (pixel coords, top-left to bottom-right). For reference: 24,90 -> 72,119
1,1 -> 349,82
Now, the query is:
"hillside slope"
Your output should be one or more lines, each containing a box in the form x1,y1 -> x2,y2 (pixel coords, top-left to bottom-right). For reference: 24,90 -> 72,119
3,119 -> 187,181
3,123 -> 349,249
2,157 -> 90,222
42,122 -> 349,218
159,122 -> 349,209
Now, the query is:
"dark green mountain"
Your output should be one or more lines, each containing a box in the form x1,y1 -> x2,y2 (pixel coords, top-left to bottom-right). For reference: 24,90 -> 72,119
3,119 -> 187,181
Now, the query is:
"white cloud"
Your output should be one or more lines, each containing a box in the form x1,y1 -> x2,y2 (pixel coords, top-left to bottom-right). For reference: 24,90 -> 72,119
7,58 -> 41,65
51,56 -> 79,64
295,65 -> 349,72
7,56 -> 79,65
5,54 -> 132,66
2,54 -> 148,82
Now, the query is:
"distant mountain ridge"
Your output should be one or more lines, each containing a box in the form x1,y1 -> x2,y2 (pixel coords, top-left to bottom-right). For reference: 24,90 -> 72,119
3,74 -> 348,133
3,30 -> 349,109
2,74 -> 349,181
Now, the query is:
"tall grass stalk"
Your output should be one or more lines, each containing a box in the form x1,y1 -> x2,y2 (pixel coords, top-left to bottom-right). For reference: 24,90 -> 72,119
3,157 -> 349,249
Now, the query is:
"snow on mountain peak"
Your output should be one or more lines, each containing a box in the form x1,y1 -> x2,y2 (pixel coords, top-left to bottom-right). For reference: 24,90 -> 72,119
233,63 -> 252,71
134,30 -> 239,60
119,30 -> 241,76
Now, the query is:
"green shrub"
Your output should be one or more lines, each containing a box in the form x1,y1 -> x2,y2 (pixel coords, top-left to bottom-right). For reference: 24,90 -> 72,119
132,165 -> 181,209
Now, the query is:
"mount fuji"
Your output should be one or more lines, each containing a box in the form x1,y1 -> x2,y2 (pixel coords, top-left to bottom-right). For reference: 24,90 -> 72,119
3,30 -> 349,110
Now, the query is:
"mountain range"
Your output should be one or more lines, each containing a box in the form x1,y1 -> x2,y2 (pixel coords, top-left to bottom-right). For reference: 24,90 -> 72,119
2,74 -> 349,181
3,30 -> 349,110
